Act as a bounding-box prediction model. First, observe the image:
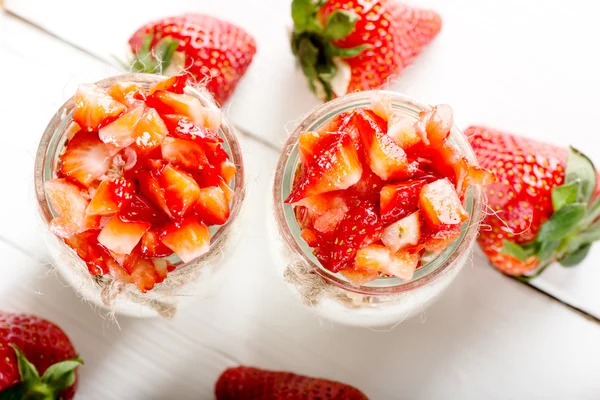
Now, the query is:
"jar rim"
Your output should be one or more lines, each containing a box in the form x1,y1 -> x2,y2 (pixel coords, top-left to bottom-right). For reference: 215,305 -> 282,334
34,73 -> 246,270
273,90 -> 484,296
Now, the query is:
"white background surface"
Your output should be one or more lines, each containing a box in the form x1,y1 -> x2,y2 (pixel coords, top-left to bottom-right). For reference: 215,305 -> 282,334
1,1 -> 600,398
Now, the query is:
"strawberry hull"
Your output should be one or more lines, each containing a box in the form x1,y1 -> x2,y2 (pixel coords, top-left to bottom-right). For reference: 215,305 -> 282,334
35,74 -> 245,317
271,91 -> 488,327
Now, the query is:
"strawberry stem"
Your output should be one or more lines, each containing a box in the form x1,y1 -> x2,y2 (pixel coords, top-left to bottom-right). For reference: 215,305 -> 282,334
121,33 -> 180,75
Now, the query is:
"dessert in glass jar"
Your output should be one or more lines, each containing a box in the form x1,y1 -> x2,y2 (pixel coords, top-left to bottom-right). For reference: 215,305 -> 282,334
269,91 -> 493,327
35,73 -> 244,318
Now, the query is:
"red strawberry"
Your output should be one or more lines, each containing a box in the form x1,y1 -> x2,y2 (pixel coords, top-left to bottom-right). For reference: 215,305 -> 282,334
97,215 -> 151,255
285,132 -> 363,204
380,179 -> 426,224
160,216 -> 210,263
215,366 -> 368,400
108,81 -> 146,107
86,177 -> 134,216
133,107 -> 169,152
468,126 -> 600,277
298,131 -> 328,163
140,229 -> 173,258
162,114 -> 221,143
319,197 -> 382,272
149,74 -> 188,95
98,105 -> 145,148
295,192 -> 349,233
354,244 -> 419,281
45,178 -> 100,238
120,249 -> 168,292
195,185 -> 231,225
418,178 -> 468,230
161,136 -> 209,170
119,193 -> 169,225
72,83 -> 126,131
59,130 -> 114,186
0,312 -> 82,400
137,170 -> 173,219
204,142 -> 236,183
160,164 -> 201,218
126,14 -> 257,104
64,230 -> 114,275
291,0 -> 441,100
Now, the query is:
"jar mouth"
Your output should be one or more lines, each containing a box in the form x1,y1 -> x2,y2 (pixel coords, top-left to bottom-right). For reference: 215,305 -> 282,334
273,90 -> 484,296
34,73 -> 245,271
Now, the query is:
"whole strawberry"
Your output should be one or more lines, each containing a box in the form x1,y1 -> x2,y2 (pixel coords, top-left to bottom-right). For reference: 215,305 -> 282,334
0,312 -> 82,399
468,126 -> 600,278
215,366 -> 368,400
290,0 -> 441,100
125,14 -> 257,104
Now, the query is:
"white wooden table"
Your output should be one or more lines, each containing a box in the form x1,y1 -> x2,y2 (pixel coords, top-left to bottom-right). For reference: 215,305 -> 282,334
1,1 -> 600,398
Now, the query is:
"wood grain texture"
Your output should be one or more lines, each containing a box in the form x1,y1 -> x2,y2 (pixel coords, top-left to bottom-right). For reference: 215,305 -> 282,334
1,7 -> 600,399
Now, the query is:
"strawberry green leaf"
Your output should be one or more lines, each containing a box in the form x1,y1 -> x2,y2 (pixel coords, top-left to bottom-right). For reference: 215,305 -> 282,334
501,240 -> 534,262
552,182 -> 578,211
324,10 -> 359,40
565,146 -> 597,204
537,240 -> 559,263
291,0 -> 312,32
40,357 -> 83,397
536,203 -> 586,242
559,243 -> 592,267
326,43 -> 369,58
10,344 -> 40,389
578,220 -> 600,244
297,38 -> 319,79
153,36 -> 179,73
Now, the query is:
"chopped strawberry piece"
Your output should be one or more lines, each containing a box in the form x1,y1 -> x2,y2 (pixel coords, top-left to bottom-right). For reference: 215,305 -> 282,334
160,164 -> 201,218
72,83 -> 126,131
219,159 -> 236,184
355,245 -> 420,281
387,116 -> 421,149
149,74 -> 188,95
108,81 -> 146,108
419,178 -> 468,230
424,226 -> 462,253
120,249 -> 167,292
64,230 -> 113,275
300,228 -> 320,247
204,142 -> 236,183
161,136 -> 208,170
380,180 -> 426,224
415,105 -> 453,146
141,229 -> 173,258
65,121 -> 81,140
357,108 -> 417,180
98,106 -> 145,148
381,211 -> 422,253
339,267 -> 379,287
321,111 -> 352,133
162,114 -> 221,143
45,178 -> 99,238
120,193 -> 168,225
137,170 -> 173,218
298,131 -> 328,163
195,185 -> 230,225
319,197 -> 382,272
133,108 -> 169,151
86,178 -> 134,216
147,90 -> 221,129
285,133 -> 362,204
97,215 -> 151,254
59,131 -> 113,186
295,192 -> 348,233
160,217 -> 210,263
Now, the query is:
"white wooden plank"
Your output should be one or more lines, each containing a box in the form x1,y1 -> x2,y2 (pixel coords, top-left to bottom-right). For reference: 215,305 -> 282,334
4,2 -> 600,317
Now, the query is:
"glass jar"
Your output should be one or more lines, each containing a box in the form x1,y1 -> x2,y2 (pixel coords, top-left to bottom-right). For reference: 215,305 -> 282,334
34,73 -> 245,318
269,91 -> 484,328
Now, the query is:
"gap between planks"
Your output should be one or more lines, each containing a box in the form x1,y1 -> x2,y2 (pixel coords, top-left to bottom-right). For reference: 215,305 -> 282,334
3,9 -> 598,327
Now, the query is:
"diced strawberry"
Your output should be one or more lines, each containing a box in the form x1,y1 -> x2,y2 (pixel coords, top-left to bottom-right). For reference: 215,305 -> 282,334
321,111 -> 352,133
137,170 -> 173,218
108,81 -> 146,108
72,83 -> 126,131
59,131 -> 113,186
98,106 -> 144,148
64,230 -> 112,275
381,212 -> 422,253
354,245 -> 419,281
160,164 -> 201,218
162,114 -> 221,143
419,178 -> 468,230
220,180 -> 234,202
298,131 -> 328,163
357,108 -> 417,180
147,90 -> 221,129
97,215 -> 151,254
193,166 -> 225,188
219,159 -> 236,184
424,226 -> 462,253
295,192 -> 348,233
415,105 -> 453,146
120,249 -> 167,292
120,193 -> 169,225
387,116 -> 421,149
204,142 -> 236,183
65,121 -> 81,140
380,179 -> 426,224
285,133 -> 362,204
318,197 -> 382,272
140,229 -> 173,258
160,217 -> 211,263
86,178 -> 134,216
161,136 -> 208,170
339,267 -> 379,287
149,74 -> 188,95
300,228 -> 320,247
133,107 -> 169,151
195,185 -> 230,225
349,169 -> 384,200
45,178 -> 99,238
